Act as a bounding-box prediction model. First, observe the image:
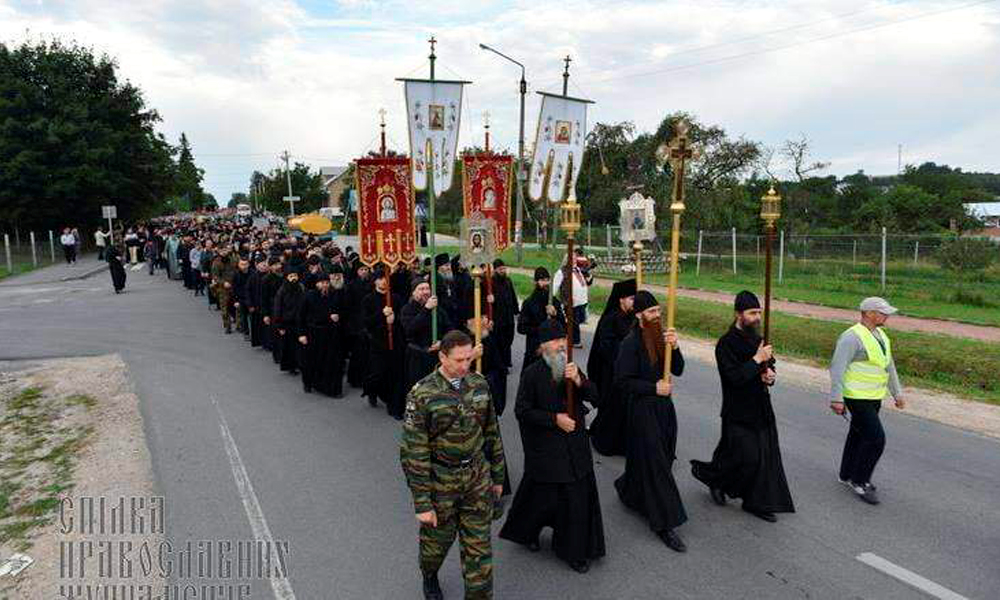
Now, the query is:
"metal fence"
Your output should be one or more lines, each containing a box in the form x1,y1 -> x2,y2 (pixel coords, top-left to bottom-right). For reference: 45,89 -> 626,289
1,228 -> 97,277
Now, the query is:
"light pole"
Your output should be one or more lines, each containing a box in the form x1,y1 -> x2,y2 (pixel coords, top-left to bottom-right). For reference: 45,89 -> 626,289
479,42 -> 528,265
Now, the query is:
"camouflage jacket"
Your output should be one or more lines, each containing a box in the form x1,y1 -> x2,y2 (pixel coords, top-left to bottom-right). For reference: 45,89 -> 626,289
400,369 -> 506,513
210,257 -> 237,286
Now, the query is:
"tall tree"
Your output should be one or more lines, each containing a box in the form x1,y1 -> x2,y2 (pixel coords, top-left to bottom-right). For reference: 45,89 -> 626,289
174,133 -> 207,209
0,39 -> 178,229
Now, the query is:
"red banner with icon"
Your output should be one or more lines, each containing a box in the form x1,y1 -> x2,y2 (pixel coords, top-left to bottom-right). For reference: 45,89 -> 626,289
462,154 -> 513,251
355,157 -> 417,267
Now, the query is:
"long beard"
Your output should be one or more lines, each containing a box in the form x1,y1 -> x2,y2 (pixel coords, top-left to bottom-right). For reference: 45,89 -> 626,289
640,318 -> 666,367
542,350 -> 567,382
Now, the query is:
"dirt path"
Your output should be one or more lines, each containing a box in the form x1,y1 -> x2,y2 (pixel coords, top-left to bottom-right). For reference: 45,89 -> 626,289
510,266 -> 1000,342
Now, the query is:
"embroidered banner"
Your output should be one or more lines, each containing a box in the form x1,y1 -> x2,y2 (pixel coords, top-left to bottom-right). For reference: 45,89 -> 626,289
461,153 -> 513,251
400,79 -> 468,192
528,92 -> 594,203
355,156 -> 417,267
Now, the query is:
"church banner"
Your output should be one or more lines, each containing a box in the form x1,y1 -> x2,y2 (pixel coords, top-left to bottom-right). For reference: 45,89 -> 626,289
528,91 -> 593,203
399,79 -> 468,193
461,154 -> 513,251
354,156 -> 417,267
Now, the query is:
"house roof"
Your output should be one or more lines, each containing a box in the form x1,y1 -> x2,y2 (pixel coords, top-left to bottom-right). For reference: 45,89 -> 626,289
320,166 -> 348,178
965,202 -> 1000,218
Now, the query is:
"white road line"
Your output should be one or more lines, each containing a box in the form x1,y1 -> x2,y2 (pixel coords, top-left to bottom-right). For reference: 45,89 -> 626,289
212,395 -> 297,600
856,553 -> 969,600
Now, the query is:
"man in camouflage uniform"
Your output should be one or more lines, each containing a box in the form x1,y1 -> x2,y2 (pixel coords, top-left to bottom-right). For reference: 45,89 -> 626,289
210,246 -> 238,333
400,329 -> 506,600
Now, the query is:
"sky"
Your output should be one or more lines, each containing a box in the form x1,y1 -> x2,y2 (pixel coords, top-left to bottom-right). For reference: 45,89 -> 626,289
2,0 -> 998,204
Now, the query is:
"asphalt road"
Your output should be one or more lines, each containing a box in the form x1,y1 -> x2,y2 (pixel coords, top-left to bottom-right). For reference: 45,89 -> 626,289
1,264 -> 997,600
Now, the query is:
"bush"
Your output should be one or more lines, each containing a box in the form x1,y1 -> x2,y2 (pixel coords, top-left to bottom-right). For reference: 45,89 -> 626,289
935,237 -> 997,274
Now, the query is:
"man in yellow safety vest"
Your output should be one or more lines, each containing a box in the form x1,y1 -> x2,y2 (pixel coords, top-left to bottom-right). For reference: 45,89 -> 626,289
829,297 -> 906,505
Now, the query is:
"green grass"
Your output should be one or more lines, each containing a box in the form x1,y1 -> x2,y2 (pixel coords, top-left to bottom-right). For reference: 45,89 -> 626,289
508,272 -> 1000,406
431,244 -> 1000,327
0,385 -> 94,553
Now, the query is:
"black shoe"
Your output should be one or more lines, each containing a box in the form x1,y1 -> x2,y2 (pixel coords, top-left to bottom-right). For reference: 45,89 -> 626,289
392,413 -> 403,421
851,482 -> 880,505
368,396 -> 378,407
710,487 -> 726,506
225,327 -> 232,334
569,560 -> 589,573
422,572 -> 443,600
658,529 -> 687,553
743,506 -> 777,522
525,539 -> 540,552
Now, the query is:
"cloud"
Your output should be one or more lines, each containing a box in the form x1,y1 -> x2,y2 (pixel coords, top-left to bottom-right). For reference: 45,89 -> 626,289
2,0 -> 997,201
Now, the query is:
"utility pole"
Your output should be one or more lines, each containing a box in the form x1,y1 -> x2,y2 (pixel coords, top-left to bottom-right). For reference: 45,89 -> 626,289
281,150 -> 297,216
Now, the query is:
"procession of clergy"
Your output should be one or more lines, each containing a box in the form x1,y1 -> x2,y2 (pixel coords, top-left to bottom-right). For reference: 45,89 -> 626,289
144,214 -> 903,600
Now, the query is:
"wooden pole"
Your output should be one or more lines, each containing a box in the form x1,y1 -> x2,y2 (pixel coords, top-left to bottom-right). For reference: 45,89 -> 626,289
427,140 -> 438,340
564,235 -> 576,419
473,267 -> 483,372
633,241 -> 643,287
485,264 -> 494,321
385,266 -> 394,351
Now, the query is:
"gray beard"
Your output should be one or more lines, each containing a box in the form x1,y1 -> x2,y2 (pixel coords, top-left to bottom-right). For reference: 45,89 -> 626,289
331,281 -> 344,290
542,350 -> 567,382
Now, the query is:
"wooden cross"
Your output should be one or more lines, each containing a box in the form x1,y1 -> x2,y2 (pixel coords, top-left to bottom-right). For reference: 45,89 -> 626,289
378,108 -> 387,156
428,36 -> 437,55
664,120 -> 698,211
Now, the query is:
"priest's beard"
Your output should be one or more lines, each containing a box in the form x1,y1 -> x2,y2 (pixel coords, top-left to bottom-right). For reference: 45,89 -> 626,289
640,317 -> 666,367
737,315 -> 761,338
542,348 -> 567,382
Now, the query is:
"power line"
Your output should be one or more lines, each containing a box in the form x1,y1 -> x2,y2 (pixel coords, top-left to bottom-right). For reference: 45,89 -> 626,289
584,0 -> 997,84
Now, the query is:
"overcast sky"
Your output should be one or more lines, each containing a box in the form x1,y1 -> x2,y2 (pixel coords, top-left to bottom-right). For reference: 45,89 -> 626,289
3,0 -> 998,203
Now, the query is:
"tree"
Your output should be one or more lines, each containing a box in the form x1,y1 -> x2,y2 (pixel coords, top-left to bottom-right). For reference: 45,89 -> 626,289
0,39 -> 179,229
174,133 -> 206,209
253,163 -> 327,214
781,135 -> 830,182
228,192 -> 248,209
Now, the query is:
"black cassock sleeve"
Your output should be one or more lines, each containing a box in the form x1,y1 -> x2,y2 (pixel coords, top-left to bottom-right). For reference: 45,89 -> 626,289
716,336 -> 764,386
514,369 -> 558,430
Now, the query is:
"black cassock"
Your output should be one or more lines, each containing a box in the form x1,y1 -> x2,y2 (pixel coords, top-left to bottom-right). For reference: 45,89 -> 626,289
400,298 -> 453,395
690,326 -> 795,514
362,289 -> 406,417
490,273 -> 519,368
500,359 -> 605,564
297,288 -> 344,396
273,281 -> 304,373
245,270 -> 263,347
261,273 -> 282,355
516,288 -> 564,373
613,329 -> 687,533
107,247 -> 127,292
344,275 -> 372,388
587,309 -> 635,456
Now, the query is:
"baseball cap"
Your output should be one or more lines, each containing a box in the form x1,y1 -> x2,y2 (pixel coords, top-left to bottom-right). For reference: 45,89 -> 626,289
859,297 -> 897,315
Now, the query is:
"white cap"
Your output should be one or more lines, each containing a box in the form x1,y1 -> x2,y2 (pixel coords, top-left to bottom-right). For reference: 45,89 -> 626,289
859,297 -> 897,315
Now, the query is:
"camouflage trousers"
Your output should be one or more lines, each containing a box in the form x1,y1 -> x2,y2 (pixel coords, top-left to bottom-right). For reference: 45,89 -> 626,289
420,458 -> 494,600
215,287 -> 232,329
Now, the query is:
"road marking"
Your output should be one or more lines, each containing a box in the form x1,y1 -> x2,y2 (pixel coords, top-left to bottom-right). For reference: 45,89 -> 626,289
856,553 -> 968,600
212,395 -> 297,600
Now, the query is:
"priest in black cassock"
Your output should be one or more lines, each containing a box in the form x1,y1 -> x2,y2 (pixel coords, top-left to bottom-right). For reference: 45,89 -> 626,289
273,267 -> 305,374
489,260 -> 519,368
613,291 -> 688,553
690,291 -> 795,522
297,275 -> 341,395
500,320 -> 605,574
516,267 -> 565,373
401,275 -> 453,394
587,278 -> 637,457
362,264 -> 406,419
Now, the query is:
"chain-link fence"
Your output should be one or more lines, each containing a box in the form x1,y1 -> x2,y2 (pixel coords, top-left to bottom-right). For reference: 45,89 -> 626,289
1,228 -> 98,278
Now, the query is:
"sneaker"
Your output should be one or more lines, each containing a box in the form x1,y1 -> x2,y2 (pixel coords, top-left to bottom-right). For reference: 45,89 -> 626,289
852,482 -> 880,505
838,477 -> 853,489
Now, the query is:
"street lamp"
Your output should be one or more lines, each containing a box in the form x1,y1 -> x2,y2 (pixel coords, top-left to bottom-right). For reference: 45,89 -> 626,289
479,42 -> 528,265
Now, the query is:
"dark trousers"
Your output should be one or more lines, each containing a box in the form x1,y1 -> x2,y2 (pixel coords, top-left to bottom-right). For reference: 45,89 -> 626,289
570,305 -> 586,345
62,244 -> 76,264
193,269 -> 205,295
97,246 -> 106,261
839,399 -> 885,485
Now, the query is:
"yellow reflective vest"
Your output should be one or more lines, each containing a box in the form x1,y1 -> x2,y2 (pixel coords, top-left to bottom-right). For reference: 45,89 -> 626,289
842,322 -> 892,400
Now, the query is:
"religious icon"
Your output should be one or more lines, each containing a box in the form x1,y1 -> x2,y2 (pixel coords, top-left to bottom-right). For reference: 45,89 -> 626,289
483,185 -> 496,210
555,120 -> 572,144
629,209 -> 645,231
379,194 -> 397,222
471,230 -> 485,253
429,105 -> 445,131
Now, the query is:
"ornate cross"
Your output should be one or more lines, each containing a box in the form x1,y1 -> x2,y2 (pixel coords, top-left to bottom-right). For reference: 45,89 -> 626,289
428,36 -> 437,54
378,107 -> 386,126
659,120 -> 698,211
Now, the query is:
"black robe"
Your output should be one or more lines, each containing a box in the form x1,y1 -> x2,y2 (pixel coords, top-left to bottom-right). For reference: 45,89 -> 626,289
273,281 -> 305,373
362,289 -> 406,416
297,288 -> 344,396
588,309 -> 636,456
107,247 -> 127,292
245,270 -> 266,348
690,326 -> 795,514
261,272 -> 282,355
344,276 -> 372,388
613,328 -> 687,533
400,298 -> 453,395
490,273 -> 519,368
516,288 -> 565,372
500,359 -> 605,563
